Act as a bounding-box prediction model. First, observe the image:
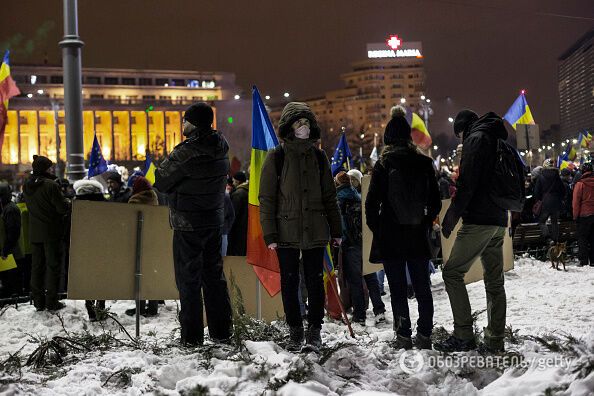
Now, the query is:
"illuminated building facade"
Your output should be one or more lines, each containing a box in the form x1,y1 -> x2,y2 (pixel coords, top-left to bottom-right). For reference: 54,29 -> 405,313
2,66 -> 239,169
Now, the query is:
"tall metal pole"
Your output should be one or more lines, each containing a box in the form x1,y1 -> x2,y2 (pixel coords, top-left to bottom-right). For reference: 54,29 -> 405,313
59,0 -> 86,181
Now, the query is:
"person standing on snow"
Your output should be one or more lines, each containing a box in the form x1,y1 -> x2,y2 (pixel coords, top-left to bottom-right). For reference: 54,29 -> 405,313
437,110 -> 509,353
154,102 -> 233,346
365,106 -> 441,350
534,159 -> 565,243
227,172 -> 249,256
259,102 -> 342,352
23,155 -> 69,311
573,162 -> 594,267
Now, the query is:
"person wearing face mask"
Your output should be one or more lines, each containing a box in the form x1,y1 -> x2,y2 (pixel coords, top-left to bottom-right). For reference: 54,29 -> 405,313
259,102 -> 342,353
154,102 -> 233,346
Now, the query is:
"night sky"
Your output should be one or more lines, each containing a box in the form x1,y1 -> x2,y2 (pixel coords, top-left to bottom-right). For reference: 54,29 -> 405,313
2,0 -> 593,146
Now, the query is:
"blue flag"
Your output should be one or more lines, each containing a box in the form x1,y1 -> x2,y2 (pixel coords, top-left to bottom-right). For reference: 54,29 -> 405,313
330,134 -> 353,176
87,134 -> 108,177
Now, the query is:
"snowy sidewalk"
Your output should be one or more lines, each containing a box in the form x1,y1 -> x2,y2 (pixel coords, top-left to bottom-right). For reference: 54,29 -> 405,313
1,257 -> 593,395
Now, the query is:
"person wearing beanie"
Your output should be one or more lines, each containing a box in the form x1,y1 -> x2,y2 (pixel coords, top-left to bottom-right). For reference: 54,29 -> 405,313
534,159 -> 565,243
334,172 -> 386,327
365,108 -> 441,351
259,101 -> 342,352
0,182 -> 23,299
23,155 -> 69,312
228,172 -> 249,256
154,102 -> 233,346
104,171 -> 132,203
346,169 -> 363,192
573,162 -> 594,267
436,110 -> 512,353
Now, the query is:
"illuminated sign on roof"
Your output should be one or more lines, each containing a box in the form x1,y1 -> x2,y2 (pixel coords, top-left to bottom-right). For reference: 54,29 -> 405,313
367,35 -> 423,59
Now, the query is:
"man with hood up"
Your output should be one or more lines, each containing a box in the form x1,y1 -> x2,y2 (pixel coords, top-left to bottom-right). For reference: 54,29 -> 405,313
259,102 -> 342,352
154,102 -> 233,346
436,110 -> 510,353
23,155 -> 69,311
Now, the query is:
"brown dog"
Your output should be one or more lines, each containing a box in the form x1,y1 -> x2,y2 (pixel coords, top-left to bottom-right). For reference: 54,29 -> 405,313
548,242 -> 567,271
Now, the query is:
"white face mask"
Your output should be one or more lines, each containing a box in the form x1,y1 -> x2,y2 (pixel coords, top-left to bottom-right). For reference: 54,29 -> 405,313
294,125 -> 310,140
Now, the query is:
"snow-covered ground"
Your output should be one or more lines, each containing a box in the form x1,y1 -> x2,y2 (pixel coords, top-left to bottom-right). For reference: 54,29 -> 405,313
1,256 -> 593,395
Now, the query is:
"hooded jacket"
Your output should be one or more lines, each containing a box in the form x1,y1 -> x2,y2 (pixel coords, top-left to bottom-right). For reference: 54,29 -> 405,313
336,184 -> 362,247
154,127 -> 230,231
573,172 -> 594,219
227,182 -> 249,255
259,103 -> 341,249
448,112 -> 509,227
0,185 -> 22,258
534,167 -> 565,213
23,173 -> 69,243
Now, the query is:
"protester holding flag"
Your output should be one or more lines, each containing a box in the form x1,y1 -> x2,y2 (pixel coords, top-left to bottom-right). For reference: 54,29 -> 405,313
365,106 -> 441,350
154,102 -> 233,346
259,102 -> 342,352
23,155 -> 69,311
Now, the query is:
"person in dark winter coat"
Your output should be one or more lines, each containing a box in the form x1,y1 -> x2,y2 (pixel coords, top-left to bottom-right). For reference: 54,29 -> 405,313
259,101 -> 342,352
437,110 -> 509,353
438,172 -> 453,200
73,179 -> 108,321
534,159 -> 565,242
105,171 -> 132,203
227,173 -> 249,256
23,155 -> 69,311
365,106 -> 441,350
222,191 -> 235,256
335,172 -> 386,325
560,169 -> 573,220
154,102 -> 233,346
573,162 -> 594,267
125,176 -> 161,317
0,183 -> 22,299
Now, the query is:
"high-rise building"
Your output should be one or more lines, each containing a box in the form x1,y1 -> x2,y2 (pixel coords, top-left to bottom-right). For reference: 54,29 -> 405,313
558,29 -> 594,139
271,35 -> 426,156
1,66 -> 248,172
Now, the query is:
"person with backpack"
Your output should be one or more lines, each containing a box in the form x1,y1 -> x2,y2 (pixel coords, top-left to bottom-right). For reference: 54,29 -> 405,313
437,110 -> 523,353
365,106 -> 441,350
259,102 -> 342,353
534,159 -> 565,243
573,162 -> 594,267
335,171 -> 386,326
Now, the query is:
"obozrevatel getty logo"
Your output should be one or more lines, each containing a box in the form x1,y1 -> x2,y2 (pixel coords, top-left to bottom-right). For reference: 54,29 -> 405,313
399,350 -> 425,374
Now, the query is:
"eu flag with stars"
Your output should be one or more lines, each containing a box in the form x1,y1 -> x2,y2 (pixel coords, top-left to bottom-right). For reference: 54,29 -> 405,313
87,134 -> 108,177
330,133 -> 353,176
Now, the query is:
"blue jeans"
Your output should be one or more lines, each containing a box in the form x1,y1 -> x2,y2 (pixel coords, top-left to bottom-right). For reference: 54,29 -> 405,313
221,234 -> 228,257
377,270 -> 385,293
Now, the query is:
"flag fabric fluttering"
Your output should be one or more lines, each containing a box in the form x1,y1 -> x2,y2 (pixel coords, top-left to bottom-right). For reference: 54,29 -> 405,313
566,141 -> 577,161
143,154 -> 157,184
578,132 -> 591,149
557,154 -> 570,171
503,92 -> 535,129
330,133 -> 353,176
323,244 -> 342,320
0,50 -> 21,162
87,134 -> 108,178
370,146 -> 379,166
401,107 -> 431,150
247,86 -> 281,296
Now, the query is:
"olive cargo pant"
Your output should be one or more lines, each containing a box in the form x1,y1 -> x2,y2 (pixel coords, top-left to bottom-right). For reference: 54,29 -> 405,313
442,224 -> 507,349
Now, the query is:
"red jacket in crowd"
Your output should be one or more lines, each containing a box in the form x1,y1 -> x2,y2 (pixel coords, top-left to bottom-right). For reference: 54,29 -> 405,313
573,172 -> 594,219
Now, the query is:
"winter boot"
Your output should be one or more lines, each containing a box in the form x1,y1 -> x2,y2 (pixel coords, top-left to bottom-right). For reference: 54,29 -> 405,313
47,301 -> 66,312
374,312 -> 386,324
286,326 -> 304,352
414,333 -> 432,350
302,326 -> 322,353
392,334 -> 413,350
434,336 -> 477,352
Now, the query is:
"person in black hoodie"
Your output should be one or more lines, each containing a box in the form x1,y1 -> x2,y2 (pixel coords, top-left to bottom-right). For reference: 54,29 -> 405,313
534,159 -> 565,242
436,110 -> 509,353
154,102 -> 233,346
0,182 -> 22,299
23,155 -> 70,311
365,106 -> 441,350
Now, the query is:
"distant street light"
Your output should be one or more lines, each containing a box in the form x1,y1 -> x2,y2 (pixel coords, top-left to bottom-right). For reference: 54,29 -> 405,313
420,95 -> 426,100
234,94 -> 240,100
265,95 -> 271,100
27,93 -> 33,98
283,92 -> 290,98
400,98 -> 406,104
433,145 -> 438,150
37,89 -> 44,95
426,99 -> 431,103
448,117 -> 454,123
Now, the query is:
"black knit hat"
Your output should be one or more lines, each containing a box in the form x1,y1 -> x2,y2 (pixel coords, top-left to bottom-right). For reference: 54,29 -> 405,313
384,106 -> 412,145
32,155 -> 53,174
104,171 -> 122,185
184,102 -> 214,127
453,110 -> 479,137
233,171 -> 247,184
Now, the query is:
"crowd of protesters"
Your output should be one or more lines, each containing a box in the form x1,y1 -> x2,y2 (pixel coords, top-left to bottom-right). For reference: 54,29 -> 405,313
1,100 -> 593,354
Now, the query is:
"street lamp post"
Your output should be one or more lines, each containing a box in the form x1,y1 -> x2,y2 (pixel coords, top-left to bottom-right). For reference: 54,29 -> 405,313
59,0 -> 86,181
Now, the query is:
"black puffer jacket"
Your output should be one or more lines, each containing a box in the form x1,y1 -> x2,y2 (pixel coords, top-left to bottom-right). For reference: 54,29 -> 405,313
534,167 -> 565,213
154,127 -> 230,231
365,142 -> 441,262
23,173 -> 69,243
449,112 -> 508,227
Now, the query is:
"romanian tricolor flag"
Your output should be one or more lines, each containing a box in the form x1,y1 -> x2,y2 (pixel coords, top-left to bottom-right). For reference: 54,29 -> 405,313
503,92 -> 535,129
557,155 -> 570,171
0,50 -> 21,162
404,109 -> 431,150
144,154 -> 157,184
247,86 -> 281,296
578,132 -> 591,149
322,244 -> 341,320
566,142 -> 577,161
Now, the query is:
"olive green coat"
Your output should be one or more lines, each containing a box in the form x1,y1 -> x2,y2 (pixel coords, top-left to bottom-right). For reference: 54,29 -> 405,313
259,139 -> 342,249
23,175 -> 69,243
